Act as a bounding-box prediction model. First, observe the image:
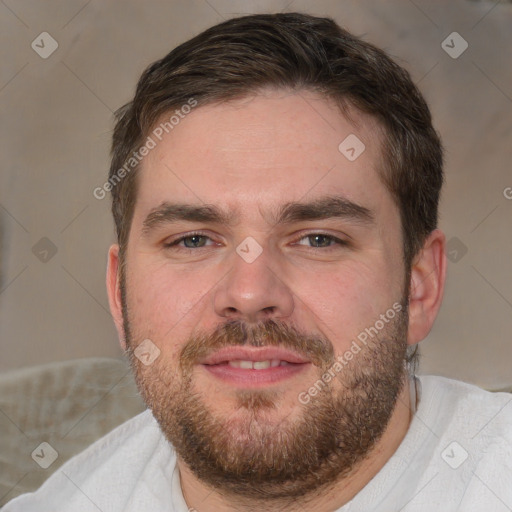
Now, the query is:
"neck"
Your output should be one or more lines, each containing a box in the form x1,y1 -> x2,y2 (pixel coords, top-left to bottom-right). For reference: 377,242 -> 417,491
178,378 -> 415,512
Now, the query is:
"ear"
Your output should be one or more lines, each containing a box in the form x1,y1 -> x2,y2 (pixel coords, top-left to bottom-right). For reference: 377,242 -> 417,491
407,229 -> 447,346
106,244 -> 126,351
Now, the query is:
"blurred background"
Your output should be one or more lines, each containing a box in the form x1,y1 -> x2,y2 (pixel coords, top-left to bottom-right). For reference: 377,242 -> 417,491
1,1 -> 511,388
1,0 -> 511,504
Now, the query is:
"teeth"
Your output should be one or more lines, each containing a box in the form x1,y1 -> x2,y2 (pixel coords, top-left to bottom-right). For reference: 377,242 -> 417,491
253,360 -> 270,370
228,359 -> 286,369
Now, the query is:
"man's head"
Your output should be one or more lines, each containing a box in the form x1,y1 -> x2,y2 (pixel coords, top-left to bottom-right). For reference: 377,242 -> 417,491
110,12 -> 443,275
106,12 -> 446,503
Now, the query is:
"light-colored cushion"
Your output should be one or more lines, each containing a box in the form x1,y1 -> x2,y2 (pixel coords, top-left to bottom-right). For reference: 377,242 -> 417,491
0,358 -> 145,506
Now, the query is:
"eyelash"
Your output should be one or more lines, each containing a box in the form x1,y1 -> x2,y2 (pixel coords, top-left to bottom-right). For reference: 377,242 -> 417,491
164,231 -> 349,251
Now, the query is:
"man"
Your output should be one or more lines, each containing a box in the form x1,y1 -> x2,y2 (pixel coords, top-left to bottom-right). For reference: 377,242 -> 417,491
5,12 -> 512,512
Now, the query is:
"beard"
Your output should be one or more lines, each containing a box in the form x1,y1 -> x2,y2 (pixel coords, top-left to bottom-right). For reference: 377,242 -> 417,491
122,286 -> 410,503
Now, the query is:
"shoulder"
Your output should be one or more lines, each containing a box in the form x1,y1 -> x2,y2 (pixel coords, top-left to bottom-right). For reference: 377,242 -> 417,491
366,375 -> 512,511
416,375 -> 512,509
59,408 -> 166,476
3,410 -> 178,512
418,374 -> 512,433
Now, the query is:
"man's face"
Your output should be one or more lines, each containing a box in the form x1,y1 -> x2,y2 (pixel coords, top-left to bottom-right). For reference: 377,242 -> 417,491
117,90 -> 410,498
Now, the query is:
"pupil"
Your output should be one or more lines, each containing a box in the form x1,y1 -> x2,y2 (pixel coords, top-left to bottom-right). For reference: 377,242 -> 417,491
185,235 -> 204,248
311,235 -> 329,247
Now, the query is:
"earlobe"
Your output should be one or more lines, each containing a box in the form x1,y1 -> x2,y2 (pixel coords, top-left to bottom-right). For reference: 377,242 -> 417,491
406,229 -> 447,346
106,244 -> 127,350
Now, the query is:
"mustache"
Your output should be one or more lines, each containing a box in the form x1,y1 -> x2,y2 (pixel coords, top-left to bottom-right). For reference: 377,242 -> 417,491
179,318 -> 335,373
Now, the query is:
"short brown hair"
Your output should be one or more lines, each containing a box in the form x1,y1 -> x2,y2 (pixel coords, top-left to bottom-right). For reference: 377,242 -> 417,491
109,12 -> 443,271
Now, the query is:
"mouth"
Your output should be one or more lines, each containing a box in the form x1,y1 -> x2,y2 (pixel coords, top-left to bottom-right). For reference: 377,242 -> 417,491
198,347 -> 311,387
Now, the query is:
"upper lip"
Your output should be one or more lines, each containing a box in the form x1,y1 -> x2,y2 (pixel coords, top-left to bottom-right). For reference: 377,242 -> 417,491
199,347 -> 310,365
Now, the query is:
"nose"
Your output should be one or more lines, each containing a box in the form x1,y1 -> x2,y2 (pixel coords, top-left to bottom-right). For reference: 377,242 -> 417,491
213,244 -> 294,323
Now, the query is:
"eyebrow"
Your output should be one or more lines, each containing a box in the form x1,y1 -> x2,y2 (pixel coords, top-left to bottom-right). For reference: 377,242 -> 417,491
276,196 -> 374,226
141,195 -> 375,236
142,203 -> 234,236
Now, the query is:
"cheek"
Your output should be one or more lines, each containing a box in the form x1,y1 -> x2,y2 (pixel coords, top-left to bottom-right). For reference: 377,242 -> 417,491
291,260 -> 397,342
125,258 -> 216,341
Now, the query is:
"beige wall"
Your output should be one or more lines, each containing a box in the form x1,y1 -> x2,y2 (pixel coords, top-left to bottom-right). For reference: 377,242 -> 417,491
1,0 -> 511,389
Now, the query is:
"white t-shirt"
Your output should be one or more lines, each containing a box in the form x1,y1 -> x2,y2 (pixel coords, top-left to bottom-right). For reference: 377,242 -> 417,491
3,375 -> 512,511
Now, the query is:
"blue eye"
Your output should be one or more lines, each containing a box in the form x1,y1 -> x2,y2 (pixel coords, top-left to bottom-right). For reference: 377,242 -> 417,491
296,234 -> 347,248
181,235 -> 208,248
165,233 -> 213,249
163,232 -> 348,253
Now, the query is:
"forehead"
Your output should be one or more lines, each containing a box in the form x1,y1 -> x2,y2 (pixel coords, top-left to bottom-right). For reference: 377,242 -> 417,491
134,89 -> 394,225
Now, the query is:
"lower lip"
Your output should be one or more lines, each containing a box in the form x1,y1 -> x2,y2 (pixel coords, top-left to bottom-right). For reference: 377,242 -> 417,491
201,362 -> 310,387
